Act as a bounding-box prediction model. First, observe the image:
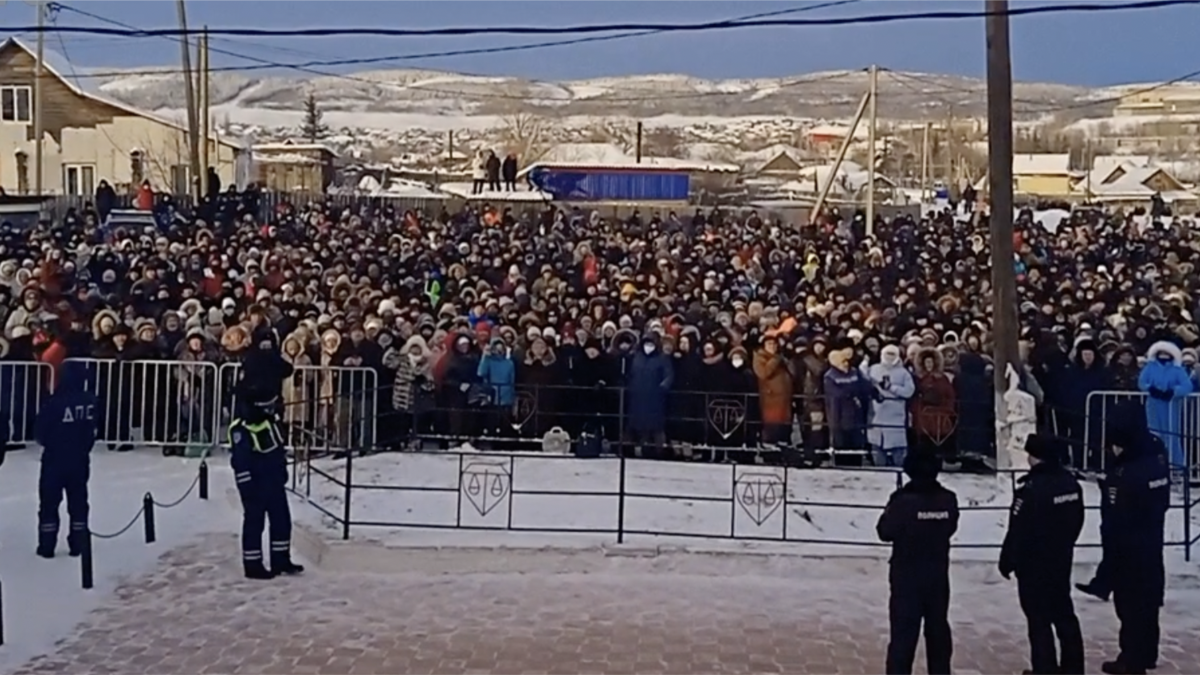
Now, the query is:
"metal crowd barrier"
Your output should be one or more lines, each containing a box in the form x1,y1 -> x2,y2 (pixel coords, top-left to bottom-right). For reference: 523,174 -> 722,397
1083,390 -> 1200,481
0,361 -> 53,443
293,449 -> 1197,561
72,358 -> 221,453
0,359 -> 377,455
217,363 -> 378,454
404,383 -> 998,458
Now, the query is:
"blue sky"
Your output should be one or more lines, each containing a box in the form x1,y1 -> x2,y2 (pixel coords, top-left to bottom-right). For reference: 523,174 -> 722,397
1,1 -> 1196,86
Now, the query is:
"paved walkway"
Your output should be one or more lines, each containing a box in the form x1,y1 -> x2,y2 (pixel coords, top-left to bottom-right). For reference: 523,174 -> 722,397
15,535 -> 1200,674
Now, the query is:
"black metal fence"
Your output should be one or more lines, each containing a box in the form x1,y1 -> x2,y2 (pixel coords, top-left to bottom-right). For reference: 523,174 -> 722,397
290,448 -> 1198,561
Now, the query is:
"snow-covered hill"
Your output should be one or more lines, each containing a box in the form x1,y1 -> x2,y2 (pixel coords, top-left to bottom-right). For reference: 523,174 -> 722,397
87,66 -> 1104,124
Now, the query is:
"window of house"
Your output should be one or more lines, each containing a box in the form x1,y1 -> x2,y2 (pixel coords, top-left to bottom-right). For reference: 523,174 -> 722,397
64,164 -> 96,197
170,164 -> 190,195
1,86 -> 32,123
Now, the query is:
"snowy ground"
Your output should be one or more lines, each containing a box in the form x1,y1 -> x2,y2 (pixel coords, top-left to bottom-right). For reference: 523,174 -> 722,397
0,447 -> 237,672
13,533 -> 1200,675
294,451 -> 1200,566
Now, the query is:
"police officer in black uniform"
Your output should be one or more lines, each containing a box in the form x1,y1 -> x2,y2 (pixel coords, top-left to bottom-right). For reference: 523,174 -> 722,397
229,380 -> 303,580
876,453 -> 959,675
34,361 -> 98,558
999,433 -> 1085,675
1100,403 -> 1170,675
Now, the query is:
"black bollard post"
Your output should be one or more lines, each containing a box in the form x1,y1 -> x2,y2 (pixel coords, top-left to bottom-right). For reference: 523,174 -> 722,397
0,576 -> 5,646
143,493 -> 157,544
199,460 -> 209,500
80,528 -> 94,590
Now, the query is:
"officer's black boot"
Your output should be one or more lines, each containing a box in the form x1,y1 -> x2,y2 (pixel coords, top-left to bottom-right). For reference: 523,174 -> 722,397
272,558 -> 305,576
244,561 -> 275,580
1102,660 -> 1147,675
1075,581 -> 1111,602
36,545 -> 55,559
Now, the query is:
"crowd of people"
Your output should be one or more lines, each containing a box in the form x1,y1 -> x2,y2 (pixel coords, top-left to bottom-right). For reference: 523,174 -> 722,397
2,185 -> 1199,473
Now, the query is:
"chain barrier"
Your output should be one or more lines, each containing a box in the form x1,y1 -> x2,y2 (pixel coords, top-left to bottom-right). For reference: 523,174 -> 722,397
79,454 -> 211,589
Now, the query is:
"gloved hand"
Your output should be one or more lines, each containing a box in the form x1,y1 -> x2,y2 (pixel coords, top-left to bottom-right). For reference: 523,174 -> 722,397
1149,387 -> 1174,402
998,564 -> 1012,580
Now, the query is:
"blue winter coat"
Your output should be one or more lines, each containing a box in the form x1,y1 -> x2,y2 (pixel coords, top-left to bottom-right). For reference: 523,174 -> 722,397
824,366 -> 873,437
626,349 -> 674,434
1137,343 -> 1192,466
477,342 -> 517,407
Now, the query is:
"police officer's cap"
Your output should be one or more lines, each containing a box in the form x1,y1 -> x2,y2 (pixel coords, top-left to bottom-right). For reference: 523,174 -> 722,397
1023,433 -> 1059,462
903,452 -> 941,481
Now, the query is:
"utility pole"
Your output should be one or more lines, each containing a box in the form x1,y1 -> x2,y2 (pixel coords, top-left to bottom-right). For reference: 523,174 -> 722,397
1083,137 -> 1092,202
986,0 -> 1021,470
176,0 -> 200,200
812,92 -> 870,219
866,64 -> 878,236
635,121 -> 643,163
920,121 -> 931,203
198,26 -> 210,197
33,0 -> 44,195
945,102 -> 957,188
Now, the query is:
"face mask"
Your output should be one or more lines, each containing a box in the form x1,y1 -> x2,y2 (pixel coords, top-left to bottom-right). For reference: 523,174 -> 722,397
731,357 -> 744,368
1158,353 -> 1173,362
643,344 -> 655,355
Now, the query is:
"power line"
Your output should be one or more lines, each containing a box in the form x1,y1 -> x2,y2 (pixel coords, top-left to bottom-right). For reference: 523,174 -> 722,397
11,0 -> 1198,39
45,1 -> 867,104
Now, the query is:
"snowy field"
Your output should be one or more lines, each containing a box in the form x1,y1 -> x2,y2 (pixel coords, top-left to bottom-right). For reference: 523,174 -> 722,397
295,451 -> 1200,566
0,448 -> 237,672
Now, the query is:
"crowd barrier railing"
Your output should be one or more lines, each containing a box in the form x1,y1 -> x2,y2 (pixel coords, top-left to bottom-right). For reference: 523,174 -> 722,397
292,448 -> 1197,561
0,359 -> 377,456
1083,390 -> 1200,482
399,383 -> 1000,461
0,361 -> 53,444
72,358 -> 221,453
217,363 -> 378,454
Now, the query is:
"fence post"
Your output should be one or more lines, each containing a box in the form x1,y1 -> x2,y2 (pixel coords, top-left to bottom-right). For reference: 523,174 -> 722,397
0,576 -> 5,646
143,493 -> 157,544
80,528 -> 94,590
341,444 -> 353,541
1180,475 -> 1190,561
199,460 -> 209,500
617,454 -> 627,544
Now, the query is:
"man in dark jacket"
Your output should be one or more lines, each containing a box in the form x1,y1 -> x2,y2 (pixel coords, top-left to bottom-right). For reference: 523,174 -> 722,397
1100,402 -> 1170,675
876,453 -> 959,675
999,433 -> 1085,675
35,361 -> 98,558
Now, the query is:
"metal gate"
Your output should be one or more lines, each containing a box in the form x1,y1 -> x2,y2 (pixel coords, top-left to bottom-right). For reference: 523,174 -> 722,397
0,361 -> 53,443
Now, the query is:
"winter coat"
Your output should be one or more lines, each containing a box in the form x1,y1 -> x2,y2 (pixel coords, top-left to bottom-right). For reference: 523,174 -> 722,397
391,336 -> 432,413
626,347 -> 674,434
477,339 -> 517,406
867,360 -> 915,450
1138,341 -> 1192,466
954,353 -> 993,456
913,349 -> 957,444
823,365 -> 872,438
752,350 -> 793,426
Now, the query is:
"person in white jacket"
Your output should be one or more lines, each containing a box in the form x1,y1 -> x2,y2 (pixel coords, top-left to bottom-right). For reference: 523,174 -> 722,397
867,345 -> 916,467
